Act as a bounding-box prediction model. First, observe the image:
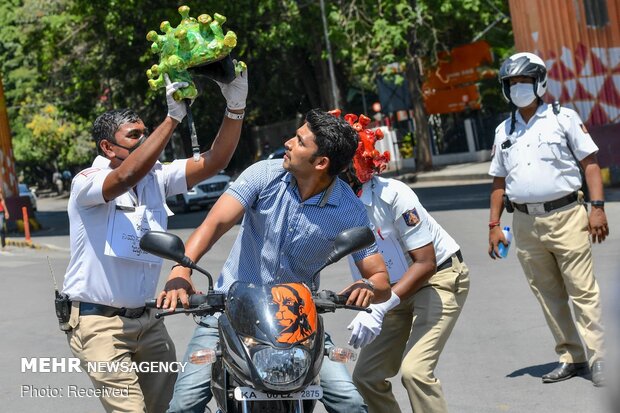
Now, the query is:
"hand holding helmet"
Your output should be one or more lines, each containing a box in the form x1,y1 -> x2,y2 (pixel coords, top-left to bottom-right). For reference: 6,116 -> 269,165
216,61 -> 248,110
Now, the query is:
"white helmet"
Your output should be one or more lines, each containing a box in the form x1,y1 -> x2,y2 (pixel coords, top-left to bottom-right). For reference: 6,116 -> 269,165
499,52 -> 547,103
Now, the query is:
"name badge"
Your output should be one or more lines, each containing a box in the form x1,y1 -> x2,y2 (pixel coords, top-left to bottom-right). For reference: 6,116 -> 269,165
348,232 -> 408,283
104,205 -> 164,264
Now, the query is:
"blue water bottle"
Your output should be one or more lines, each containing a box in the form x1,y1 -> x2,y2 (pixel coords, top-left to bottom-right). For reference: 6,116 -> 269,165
498,226 -> 512,258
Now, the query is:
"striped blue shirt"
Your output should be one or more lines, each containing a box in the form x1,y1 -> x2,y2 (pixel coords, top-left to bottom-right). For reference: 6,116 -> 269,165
215,160 -> 378,292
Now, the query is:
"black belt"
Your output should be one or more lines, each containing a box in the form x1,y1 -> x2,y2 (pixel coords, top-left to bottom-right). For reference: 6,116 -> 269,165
79,302 -> 146,319
513,192 -> 578,215
437,250 -> 463,272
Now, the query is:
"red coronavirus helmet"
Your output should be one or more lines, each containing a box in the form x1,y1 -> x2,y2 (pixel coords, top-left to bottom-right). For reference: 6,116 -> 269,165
336,112 -> 390,183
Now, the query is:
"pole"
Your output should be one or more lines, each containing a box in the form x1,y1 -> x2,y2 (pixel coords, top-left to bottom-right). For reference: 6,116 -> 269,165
186,100 -> 200,162
319,0 -> 340,108
22,206 -> 31,244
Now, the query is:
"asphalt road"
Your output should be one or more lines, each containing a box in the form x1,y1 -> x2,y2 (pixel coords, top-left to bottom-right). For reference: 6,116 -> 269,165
2,183 -> 619,412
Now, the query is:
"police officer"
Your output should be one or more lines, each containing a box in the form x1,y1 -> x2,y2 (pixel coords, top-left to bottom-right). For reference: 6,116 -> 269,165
62,69 -> 248,412
343,114 -> 470,413
488,52 -> 608,386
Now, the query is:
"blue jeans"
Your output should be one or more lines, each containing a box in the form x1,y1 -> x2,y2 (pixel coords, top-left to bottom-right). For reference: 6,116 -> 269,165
168,315 -> 367,413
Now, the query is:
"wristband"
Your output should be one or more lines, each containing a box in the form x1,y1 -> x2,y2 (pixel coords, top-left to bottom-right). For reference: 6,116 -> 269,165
489,221 -> 501,229
171,264 -> 192,276
590,200 -> 605,208
225,109 -> 245,120
373,290 -> 401,315
360,278 -> 375,291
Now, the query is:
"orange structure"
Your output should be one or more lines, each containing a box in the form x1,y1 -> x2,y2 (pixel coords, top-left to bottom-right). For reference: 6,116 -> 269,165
422,40 -> 496,114
509,0 -> 620,174
0,76 -> 18,197
509,0 -> 620,127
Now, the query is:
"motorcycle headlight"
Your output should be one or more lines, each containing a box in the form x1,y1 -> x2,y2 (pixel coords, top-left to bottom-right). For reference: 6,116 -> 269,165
251,347 -> 311,390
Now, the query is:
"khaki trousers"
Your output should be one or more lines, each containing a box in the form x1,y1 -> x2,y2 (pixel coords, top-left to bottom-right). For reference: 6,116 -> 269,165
67,302 -> 177,413
512,203 -> 605,365
353,256 -> 469,413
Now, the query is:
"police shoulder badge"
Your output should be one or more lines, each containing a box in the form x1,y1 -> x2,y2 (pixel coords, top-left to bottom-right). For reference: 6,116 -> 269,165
402,208 -> 420,227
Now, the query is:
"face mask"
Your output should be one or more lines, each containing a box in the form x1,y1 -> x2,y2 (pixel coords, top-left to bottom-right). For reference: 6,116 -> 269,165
110,135 -> 147,161
510,83 -> 536,108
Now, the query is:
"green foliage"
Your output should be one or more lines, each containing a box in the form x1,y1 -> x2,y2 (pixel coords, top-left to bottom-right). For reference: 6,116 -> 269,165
0,0 -> 515,185
18,103 -> 93,164
331,0 -> 512,89
399,132 -> 415,159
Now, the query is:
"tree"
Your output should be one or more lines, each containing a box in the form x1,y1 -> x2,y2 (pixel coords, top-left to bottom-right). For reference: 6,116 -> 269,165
331,0 -> 512,171
14,102 -> 93,177
0,0 -> 513,183
2,0 -> 354,182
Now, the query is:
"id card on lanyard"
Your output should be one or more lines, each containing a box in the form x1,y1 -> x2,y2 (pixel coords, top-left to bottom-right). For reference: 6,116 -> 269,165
104,204 -> 164,264
348,231 -> 409,283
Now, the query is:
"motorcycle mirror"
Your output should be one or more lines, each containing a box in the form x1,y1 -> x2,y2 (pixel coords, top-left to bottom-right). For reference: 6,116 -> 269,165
310,227 -> 375,293
140,231 -> 193,268
325,227 -> 375,265
140,231 -> 215,291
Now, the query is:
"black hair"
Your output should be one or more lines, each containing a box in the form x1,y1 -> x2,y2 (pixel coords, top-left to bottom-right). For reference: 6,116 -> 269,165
305,109 -> 358,177
92,108 -> 141,154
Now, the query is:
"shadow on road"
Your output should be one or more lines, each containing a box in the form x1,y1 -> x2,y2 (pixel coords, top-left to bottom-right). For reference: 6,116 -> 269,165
414,182 -> 620,212
506,362 -> 593,381
414,183 -> 492,212
506,362 -> 558,378
23,183 -> 620,237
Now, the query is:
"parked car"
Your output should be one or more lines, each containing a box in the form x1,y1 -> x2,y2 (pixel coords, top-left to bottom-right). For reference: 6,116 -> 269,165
266,146 -> 286,159
18,183 -> 37,211
166,172 -> 232,213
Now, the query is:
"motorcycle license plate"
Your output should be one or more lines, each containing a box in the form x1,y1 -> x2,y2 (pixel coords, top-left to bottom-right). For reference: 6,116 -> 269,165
234,385 -> 323,401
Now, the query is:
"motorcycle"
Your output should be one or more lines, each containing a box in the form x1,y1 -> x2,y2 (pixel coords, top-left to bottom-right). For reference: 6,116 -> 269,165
140,226 -> 375,413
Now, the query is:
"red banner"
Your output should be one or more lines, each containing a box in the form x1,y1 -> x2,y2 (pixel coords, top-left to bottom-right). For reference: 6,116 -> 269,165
0,76 -> 17,197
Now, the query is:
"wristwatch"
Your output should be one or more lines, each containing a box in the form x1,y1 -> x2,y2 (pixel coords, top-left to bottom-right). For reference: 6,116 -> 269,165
590,200 -> 605,208
360,278 -> 375,291
225,109 -> 245,120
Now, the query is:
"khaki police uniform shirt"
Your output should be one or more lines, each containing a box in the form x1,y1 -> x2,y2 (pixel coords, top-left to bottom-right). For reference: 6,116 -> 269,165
62,156 -> 188,308
489,103 -> 598,203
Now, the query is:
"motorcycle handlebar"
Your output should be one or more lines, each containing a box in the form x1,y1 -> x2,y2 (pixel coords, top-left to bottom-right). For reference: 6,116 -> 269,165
145,290 -> 368,319
145,293 -> 226,311
314,290 -> 372,313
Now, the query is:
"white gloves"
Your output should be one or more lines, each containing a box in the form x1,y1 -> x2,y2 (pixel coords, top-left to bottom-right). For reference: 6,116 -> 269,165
348,290 -> 401,349
164,74 -> 189,122
215,63 -> 248,110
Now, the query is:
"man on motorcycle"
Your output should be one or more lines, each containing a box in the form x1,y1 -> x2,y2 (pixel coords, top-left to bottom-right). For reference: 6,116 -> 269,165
160,108 -> 391,413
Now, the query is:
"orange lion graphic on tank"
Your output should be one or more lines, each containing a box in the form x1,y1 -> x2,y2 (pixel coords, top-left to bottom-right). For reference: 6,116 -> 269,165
270,283 -> 318,344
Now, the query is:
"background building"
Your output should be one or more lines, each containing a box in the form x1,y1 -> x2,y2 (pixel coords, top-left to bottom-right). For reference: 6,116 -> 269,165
509,0 -> 620,183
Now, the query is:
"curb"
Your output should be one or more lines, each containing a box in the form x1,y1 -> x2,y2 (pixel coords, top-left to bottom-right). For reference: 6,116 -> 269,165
395,173 -> 492,184
413,173 -> 492,183
6,238 -> 49,250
